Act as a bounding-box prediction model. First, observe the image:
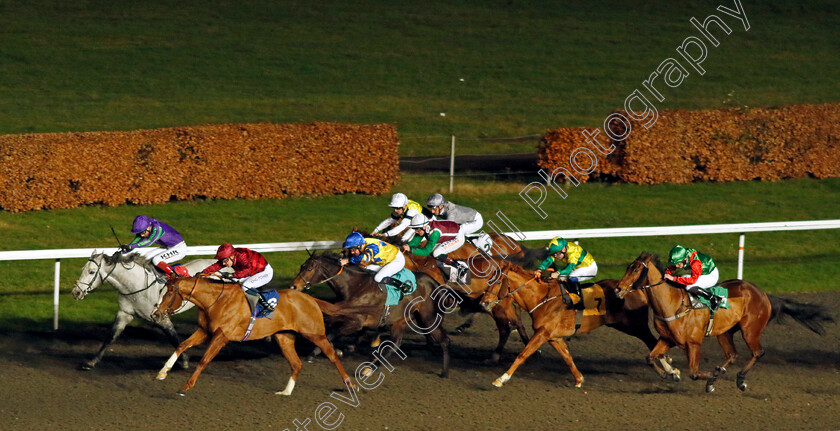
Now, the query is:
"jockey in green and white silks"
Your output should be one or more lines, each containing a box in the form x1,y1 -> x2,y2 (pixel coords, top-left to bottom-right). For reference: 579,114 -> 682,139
534,237 -> 597,310
340,232 -> 409,292
664,245 -> 721,309
371,193 -> 424,243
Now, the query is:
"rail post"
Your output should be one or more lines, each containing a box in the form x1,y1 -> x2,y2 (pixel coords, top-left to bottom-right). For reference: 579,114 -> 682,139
737,234 -> 745,279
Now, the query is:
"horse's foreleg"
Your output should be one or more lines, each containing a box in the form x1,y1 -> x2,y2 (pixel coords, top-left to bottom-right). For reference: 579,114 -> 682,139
548,338 -> 584,388
155,316 -> 189,370
82,310 -> 134,370
179,329 -> 228,395
275,333 -> 303,396
488,305 -> 513,364
157,327 -> 207,380
493,329 -> 549,388
647,338 -> 675,380
684,342 -> 714,392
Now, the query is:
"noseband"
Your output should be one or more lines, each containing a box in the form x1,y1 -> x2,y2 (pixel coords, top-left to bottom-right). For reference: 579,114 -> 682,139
298,259 -> 344,290
74,257 -> 118,296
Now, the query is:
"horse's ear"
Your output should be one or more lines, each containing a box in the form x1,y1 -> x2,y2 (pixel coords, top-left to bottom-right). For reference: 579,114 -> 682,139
91,250 -> 97,257
351,226 -> 359,232
306,249 -> 313,257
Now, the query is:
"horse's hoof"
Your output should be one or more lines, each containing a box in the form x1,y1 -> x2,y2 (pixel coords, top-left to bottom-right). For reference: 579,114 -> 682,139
705,384 -> 715,393
156,373 -> 168,380
492,379 -> 504,388
177,391 -> 186,397
360,367 -> 374,378
738,382 -> 747,392
79,363 -> 94,371
671,370 -> 681,382
305,357 -> 316,363
439,372 -> 449,379
275,390 -> 292,396
335,349 -> 343,358
716,366 -> 727,375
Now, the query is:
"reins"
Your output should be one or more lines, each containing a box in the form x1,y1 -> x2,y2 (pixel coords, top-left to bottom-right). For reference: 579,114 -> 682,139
632,257 -> 693,322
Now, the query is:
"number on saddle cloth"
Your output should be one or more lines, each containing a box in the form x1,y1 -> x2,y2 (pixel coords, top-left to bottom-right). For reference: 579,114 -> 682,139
467,233 -> 493,253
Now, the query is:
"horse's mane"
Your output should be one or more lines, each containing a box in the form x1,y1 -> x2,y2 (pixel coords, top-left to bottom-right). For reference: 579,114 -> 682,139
102,251 -> 151,266
311,251 -> 370,276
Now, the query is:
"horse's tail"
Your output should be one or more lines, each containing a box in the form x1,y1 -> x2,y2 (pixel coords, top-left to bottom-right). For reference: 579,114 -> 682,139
768,294 -> 834,335
313,298 -> 380,320
501,245 -> 547,270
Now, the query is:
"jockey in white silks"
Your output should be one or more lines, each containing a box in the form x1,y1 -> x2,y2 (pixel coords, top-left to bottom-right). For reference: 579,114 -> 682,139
371,192 -> 425,243
426,193 -> 484,236
121,215 -> 188,278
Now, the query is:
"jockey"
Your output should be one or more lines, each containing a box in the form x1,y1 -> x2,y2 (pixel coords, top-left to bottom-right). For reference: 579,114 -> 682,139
120,215 -> 187,279
371,192 -> 426,243
401,213 -> 469,283
339,231 -> 410,292
534,237 -> 597,310
426,193 -> 484,236
199,243 -> 275,314
664,245 -> 721,309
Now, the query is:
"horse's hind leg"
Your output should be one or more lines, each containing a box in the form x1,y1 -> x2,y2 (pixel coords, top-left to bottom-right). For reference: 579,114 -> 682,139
453,313 -> 475,334
82,310 -> 134,370
488,305 -> 513,364
156,316 -> 189,370
275,333 -> 304,396
178,329 -> 228,394
157,327 -> 207,380
735,325 -> 766,392
548,338 -> 584,388
303,333 -> 353,392
493,328 -> 550,388
705,331 -> 738,393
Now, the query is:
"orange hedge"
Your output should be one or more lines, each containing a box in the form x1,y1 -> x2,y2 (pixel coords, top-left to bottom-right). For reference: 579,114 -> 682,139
0,122 -> 399,212
539,103 -> 840,184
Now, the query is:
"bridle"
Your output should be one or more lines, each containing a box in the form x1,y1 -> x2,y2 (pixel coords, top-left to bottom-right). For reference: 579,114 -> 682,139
158,277 -> 224,317
623,257 -> 692,322
480,272 -> 537,310
74,256 -> 118,296
297,258 -> 344,290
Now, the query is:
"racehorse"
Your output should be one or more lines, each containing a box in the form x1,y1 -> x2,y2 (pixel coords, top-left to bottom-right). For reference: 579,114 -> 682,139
402,251 -> 532,363
479,262 -> 680,388
291,252 -> 452,377
616,252 -> 833,392
152,277 -> 357,395
71,251 -> 216,370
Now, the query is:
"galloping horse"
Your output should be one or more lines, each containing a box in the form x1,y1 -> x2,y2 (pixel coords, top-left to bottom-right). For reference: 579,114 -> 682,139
616,252 -> 833,392
402,251 -> 532,363
72,251 -> 216,370
480,262 -> 679,388
291,252 -> 452,377
153,277 -> 356,395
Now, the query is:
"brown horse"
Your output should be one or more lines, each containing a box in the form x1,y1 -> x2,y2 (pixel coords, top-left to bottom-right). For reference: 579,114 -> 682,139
479,262 -> 679,388
152,277 -> 356,396
402,251 -> 532,363
290,252 -> 451,377
616,252 -> 833,392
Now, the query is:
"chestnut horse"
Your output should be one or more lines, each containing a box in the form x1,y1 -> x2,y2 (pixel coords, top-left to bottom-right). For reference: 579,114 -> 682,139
479,262 -> 679,388
291,252 -> 451,377
616,252 -> 833,392
152,277 -> 357,396
402,251 -> 532,363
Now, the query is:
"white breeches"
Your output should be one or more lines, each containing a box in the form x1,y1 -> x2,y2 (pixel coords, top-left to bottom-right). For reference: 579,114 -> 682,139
365,252 -> 406,283
569,262 -> 598,282
432,232 -> 466,259
137,241 -> 187,265
686,267 -> 719,290
458,213 -> 484,236
240,264 -> 274,290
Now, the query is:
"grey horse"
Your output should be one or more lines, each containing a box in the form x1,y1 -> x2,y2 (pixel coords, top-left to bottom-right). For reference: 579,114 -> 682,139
72,251 -> 217,370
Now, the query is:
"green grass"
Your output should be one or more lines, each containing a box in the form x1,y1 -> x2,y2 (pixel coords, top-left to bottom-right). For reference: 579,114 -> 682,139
0,0 -> 838,154
1,176 -> 838,330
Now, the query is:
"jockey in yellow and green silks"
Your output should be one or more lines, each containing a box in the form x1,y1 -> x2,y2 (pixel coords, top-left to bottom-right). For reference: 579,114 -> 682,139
533,237 -> 597,309
339,232 -> 408,292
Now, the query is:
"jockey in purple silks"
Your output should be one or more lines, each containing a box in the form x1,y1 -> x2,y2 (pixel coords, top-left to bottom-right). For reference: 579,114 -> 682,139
120,215 -> 187,278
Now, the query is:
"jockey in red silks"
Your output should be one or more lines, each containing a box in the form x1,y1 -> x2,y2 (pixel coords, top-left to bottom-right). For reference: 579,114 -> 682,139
200,243 -> 275,314
121,215 -> 187,278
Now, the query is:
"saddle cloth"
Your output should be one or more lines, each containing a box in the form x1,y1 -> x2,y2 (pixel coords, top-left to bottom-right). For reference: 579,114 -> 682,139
383,268 -> 417,306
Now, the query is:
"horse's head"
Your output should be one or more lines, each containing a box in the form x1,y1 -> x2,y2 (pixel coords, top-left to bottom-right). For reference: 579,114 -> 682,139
72,251 -> 113,300
152,278 -> 186,322
478,262 -> 524,312
290,252 -> 342,291
616,252 -> 658,299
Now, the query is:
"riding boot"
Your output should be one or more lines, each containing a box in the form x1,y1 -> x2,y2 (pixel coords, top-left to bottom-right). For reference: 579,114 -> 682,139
382,276 -> 412,294
568,278 -> 585,310
155,261 -> 176,279
689,286 -> 719,310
